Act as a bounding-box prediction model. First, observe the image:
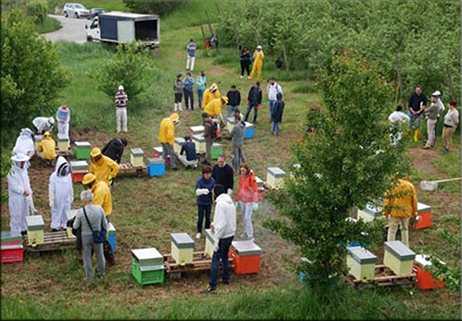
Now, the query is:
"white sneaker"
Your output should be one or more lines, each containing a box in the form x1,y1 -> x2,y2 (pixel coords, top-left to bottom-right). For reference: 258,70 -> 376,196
196,233 -> 201,239
240,75 -> 243,79
247,76 -> 251,79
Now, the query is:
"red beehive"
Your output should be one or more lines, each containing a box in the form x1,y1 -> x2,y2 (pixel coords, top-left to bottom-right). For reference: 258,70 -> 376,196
413,255 -> 444,290
229,240 -> 262,274
1,244 -> 24,263
70,161 -> 89,184
409,203 -> 431,230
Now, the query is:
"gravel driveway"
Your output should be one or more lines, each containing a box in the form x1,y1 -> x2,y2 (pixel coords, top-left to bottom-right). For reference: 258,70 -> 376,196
43,14 -> 90,44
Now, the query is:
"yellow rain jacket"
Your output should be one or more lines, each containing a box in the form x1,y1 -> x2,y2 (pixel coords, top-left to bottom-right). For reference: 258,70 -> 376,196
204,97 -> 226,118
37,136 -> 57,161
383,179 -> 418,219
250,50 -> 265,80
91,180 -> 112,216
202,83 -> 221,108
158,113 -> 179,146
90,154 -> 120,186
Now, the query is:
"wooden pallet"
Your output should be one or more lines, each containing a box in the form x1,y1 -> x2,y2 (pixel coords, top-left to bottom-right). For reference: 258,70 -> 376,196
344,264 -> 416,288
162,251 -> 235,274
23,230 -> 75,254
119,162 -> 147,174
55,148 -> 73,157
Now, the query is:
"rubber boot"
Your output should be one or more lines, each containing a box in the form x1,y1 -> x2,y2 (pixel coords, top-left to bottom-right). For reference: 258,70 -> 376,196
413,129 -> 419,142
179,102 -> 183,111
174,103 -> 178,112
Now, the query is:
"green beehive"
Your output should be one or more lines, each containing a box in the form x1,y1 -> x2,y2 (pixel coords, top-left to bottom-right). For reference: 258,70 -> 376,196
346,246 -> 377,281
74,141 -> 91,160
131,248 -> 164,286
26,215 -> 45,246
383,241 -> 415,276
211,143 -> 223,160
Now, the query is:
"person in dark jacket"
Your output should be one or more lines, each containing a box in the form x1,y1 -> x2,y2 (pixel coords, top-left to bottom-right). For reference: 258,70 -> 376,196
101,138 -> 128,164
179,136 -> 198,169
226,85 -> 241,124
408,85 -> 427,142
202,113 -> 214,166
271,92 -> 285,136
239,46 -> 251,79
195,165 -> 216,238
212,155 -> 234,195
244,82 -> 262,123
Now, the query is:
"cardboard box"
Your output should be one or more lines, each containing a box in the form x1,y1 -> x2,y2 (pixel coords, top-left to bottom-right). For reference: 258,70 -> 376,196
347,246 -> 377,281
1,244 -> 24,263
131,248 -> 164,286
70,160 -> 89,183
383,241 -> 415,276
229,240 -> 262,274
192,134 -> 206,154
211,143 -> 223,160
190,125 -> 205,137
171,233 -> 194,265
74,141 -> 91,160
244,122 -> 254,139
147,158 -> 165,177
357,203 -> 384,222
266,167 -> 286,189
65,209 -> 78,239
204,229 -> 217,258
26,215 -> 45,245
174,138 -> 186,155
413,254 -> 444,290
409,202 -> 431,230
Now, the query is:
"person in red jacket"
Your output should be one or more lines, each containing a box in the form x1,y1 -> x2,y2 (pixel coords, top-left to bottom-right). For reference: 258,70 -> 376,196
235,163 -> 259,241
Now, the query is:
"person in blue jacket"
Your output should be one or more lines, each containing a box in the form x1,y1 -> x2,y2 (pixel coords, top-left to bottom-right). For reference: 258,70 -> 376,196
195,165 -> 215,239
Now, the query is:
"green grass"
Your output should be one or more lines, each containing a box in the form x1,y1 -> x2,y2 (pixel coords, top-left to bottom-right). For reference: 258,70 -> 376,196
55,0 -> 127,11
34,16 -> 61,34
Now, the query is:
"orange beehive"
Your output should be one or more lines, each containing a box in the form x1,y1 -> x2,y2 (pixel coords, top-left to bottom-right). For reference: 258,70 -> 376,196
413,255 -> 444,290
409,203 -> 431,230
229,240 -> 261,274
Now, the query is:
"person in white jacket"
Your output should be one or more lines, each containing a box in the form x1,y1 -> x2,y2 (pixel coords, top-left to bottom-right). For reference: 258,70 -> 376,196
8,153 -> 33,234
266,78 -> 283,120
56,105 -> 71,137
33,116 -> 55,135
202,184 -> 236,294
13,128 -> 35,158
49,156 -> 74,231
388,105 -> 410,146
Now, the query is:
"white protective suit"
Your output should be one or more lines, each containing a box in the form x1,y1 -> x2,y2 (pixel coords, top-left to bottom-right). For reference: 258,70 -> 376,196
33,117 -> 54,134
56,106 -> 70,137
49,156 -> 74,229
8,162 -> 32,232
13,128 -> 35,158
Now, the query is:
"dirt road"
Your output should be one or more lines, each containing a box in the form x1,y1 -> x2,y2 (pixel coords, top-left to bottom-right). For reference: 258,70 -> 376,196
43,14 -> 89,44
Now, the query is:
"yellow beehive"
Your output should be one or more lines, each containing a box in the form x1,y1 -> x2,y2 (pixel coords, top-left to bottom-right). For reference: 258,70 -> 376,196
65,209 -> 78,239
192,134 -> 206,154
171,233 -> 194,265
383,241 -> 415,276
226,117 -> 236,133
266,167 -> 286,189
130,148 -> 144,167
174,137 -> 186,155
204,229 -> 217,258
346,246 -> 377,281
26,215 -> 45,246
57,133 -> 70,152
357,203 -> 384,222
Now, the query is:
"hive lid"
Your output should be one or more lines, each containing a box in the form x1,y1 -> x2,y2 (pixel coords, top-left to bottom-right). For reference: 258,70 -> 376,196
66,209 -> 79,221
255,176 -> 264,186
212,143 -> 222,148
192,134 -> 205,142
26,215 -> 44,230
35,135 -> 44,139
107,222 -> 116,234
231,240 -> 262,256
70,160 -> 88,168
57,133 -> 69,141
131,247 -> 163,262
227,117 -> 236,124
414,254 -> 445,268
153,146 -> 163,153
244,122 -> 254,128
130,148 -> 144,156
417,202 -> 431,213
75,141 -> 91,148
174,137 -> 185,144
384,241 -> 416,261
139,264 -> 164,272
205,229 -> 217,243
347,246 -> 377,264
190,125 -> 205,132
1,244 -> 23,250
147,158 -> 165,164
267,167 -> 286,177
1,230 -> 22,242
361,203 -> 382,217
171,233 -> 195,249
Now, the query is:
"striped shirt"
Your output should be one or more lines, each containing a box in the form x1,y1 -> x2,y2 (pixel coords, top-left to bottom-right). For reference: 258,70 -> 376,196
115,91 -> 128,108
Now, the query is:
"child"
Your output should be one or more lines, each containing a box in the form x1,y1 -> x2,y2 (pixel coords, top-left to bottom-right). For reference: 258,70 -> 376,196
195,165 -> 216,238
271,92 -> 285,136
174,74 -> 184,111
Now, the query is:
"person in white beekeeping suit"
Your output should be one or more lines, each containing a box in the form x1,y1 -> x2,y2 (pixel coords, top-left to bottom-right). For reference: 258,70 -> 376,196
49,156 -> 74,232
56,105 -> 71,137
8,153 -> 34,235
33,116 -> 55,135
13,128 -> 35,158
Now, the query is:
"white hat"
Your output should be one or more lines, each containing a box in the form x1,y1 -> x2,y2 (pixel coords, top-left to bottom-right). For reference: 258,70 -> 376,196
432,90 -> 441,97
119,85 -> 124,91
11,153 -> 30,162
48,117 -> 55,125
257,45 -> 262,49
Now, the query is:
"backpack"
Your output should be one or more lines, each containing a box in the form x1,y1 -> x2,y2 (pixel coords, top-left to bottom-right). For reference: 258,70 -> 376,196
211,120 -> 219,139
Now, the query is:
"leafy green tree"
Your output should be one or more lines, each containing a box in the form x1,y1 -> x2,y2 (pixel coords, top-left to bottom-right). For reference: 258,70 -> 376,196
1,10 -> 67,147
264,52 -> 410,288
123,0 -> 180,15
25,0 -> 48,23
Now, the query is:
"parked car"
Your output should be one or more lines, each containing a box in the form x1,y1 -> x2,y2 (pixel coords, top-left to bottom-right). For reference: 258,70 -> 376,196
88,8 -> 105,20
63,3 -> 90,19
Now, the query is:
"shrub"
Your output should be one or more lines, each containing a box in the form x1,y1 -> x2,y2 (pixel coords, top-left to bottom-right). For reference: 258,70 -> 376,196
122,1 -> 180,15
25,1 -> 48,23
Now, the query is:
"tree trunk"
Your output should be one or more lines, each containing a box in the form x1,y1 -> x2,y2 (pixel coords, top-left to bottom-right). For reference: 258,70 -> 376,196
446,64 -> 457,101
199,17 -> 206,47
394,53 -> 404,107
281,36 -> 290,72
253,26 -> 259,47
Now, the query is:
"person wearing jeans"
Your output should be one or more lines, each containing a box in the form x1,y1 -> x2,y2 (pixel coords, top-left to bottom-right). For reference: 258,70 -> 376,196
230,115 -> 246,173
267,78 -> 283,120
442,100 -> 459,153
195,165 -> 216,239
245,82 -> 262,123
183,72 -> 195,110
271,92 -> 285,136
235,163 -> 259,241
423,95 -> 439,149
203,184 -> 236,294
158,113 -> 180,170
196,71 -> 206,109
186,39 -> 196,71
226,85 -> 241,124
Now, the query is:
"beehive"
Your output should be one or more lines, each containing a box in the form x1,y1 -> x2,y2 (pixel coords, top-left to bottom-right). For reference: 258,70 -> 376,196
57,133 -> 70,152
70,160 -> 89,183
255,176 -> 265,201
190,125 -> 205,137
244,122 -> 254,139
192,134 -> 206,154
74,141 -> 91,160
173,138 -> 186,155
152,146 -> 163,158
226,117 -> 236,133
413,254 -> 444,290
346,246 -> 377,281
229,240 -> 262,274
1,230 -> 22,246
171,233 -> 194,265
130,148 -> 144,167
131,248 -> 164,286
107,222 -> 116,252
357,203 -> 383,222
211,143 -> 223,160
204,229 -> 217,258
34,135 -> 44,151
1,244 -> 24,264
147,158 -> 165,177
65,209 -> 78,239
266,167 -> 286,189
410,202 -> 431,230
383,241 -> 415,276
26,215 -> 45,246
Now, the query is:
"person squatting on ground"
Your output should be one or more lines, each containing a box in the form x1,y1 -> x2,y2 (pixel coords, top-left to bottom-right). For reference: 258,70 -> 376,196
115,85 -> 128,133
158,113 -> 180,170
195,165 -> 216,239
179,136 -> 198,169
56,105 -> 71,138
101,138 -> 128,164
202,184 -> 236,294
73,190 -> 108,282
271,92 -> 285,136
250,45 -> 264,81
230,114 -> 246,173
49,156 -> 74,232
37,131 -> 57,165
408,85 -> 427,142
442,100 -> 459,154
235,163 -> 259,242
89,147 -> 120,187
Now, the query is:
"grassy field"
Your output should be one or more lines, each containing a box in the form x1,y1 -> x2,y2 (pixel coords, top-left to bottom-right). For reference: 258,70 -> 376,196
1,2 -> 460,319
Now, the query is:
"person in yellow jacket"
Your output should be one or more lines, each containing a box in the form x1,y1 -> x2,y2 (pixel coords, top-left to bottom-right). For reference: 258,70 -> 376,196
383,177 -> 418,246
158,113 -> 180,170
250,45 -> 265,81
37,131 -> 57,164
202,83 -> 221,109
204,96 -> 228,126
89,147 -> 120,187
82,173 -> 112,217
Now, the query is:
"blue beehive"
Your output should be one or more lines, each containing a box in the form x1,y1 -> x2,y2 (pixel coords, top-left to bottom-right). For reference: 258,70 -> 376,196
107,222 -> 116,252
244,122 -> 254,139
147,158 -> 165,177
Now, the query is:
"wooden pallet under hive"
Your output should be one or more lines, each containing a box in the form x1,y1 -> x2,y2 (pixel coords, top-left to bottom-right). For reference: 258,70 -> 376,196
119,162 -> 147,174
344,264 -> 416,288
55,148 -> 73,157
23,230 -> 75,254
162,251 -> 235,274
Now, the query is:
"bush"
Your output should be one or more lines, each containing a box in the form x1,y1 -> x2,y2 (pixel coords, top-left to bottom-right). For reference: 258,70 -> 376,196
122,0 -> 180,15
25,1 -> 48,23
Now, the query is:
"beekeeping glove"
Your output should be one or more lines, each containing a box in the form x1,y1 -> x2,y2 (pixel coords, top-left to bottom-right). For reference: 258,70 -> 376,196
213,241 -> 219,252
227,189 -> 233,196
